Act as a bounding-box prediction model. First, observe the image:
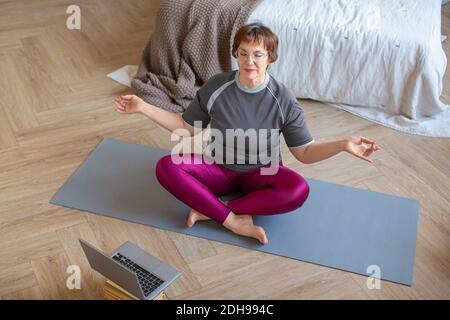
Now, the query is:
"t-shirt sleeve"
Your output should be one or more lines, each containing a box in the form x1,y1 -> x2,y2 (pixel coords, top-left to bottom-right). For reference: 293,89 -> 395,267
281,100 -> 314,148
181,88 -> 211,129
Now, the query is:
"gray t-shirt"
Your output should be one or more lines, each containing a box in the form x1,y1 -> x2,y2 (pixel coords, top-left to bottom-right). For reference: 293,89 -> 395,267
182,70 -> 314,172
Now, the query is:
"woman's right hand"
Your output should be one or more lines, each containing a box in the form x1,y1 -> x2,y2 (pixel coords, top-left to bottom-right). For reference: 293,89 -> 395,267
114,94 -> 145,114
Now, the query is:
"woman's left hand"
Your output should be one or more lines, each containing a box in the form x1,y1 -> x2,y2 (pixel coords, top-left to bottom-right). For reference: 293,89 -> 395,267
343,136 -> 381,163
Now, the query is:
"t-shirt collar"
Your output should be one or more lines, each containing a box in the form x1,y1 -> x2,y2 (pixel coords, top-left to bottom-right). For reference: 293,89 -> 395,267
235,70 -> 270,93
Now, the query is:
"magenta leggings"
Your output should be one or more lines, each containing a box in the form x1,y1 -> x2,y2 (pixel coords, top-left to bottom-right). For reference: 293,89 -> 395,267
155,154 -> 310,224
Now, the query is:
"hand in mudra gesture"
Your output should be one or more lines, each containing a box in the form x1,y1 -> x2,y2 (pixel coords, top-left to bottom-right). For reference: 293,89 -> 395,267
344,136 -> 381,163
114,95 -> 145,114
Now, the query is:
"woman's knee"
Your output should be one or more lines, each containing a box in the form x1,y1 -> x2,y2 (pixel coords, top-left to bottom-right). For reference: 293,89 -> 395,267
156,154 -> 190,185
156,153 -> 174,169
155,155 -> 173,183
279,172 -> 310,210
155,153 -> 200,183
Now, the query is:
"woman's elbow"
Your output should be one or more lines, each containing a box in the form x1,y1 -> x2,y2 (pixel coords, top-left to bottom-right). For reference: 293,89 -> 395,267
291,144 -> 312,164
180,119 -> 195,136
296,155 -> 312,164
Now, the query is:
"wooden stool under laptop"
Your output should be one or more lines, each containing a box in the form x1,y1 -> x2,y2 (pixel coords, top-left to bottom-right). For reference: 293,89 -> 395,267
103,280 -> 168,300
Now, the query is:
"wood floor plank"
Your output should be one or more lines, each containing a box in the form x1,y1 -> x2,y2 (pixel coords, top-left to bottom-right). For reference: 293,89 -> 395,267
0,51 -> 39,131
0,232 -> 64,269
31,252 -> 81,299
0,262 -> 38,297
275,271 -> 369,300
1,285 -> 44,300
0,100 -> 17,149
0,207 -> 86,247
177,256 -> 331,299
168,232 -> 218,265
56,223 -> 106,299
187,246 -> 275,288
15,109 -> 151,148
85,213 -> 139,253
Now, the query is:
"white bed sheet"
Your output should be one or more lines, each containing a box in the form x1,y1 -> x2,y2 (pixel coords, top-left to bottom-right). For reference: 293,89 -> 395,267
235,0 -> 450,137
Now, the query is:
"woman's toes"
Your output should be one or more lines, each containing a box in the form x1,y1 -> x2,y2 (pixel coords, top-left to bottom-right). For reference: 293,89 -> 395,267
256,226 -> 269,245
186,209 -> 210,228
186,211 -> 196,227
228,218 -> 268,244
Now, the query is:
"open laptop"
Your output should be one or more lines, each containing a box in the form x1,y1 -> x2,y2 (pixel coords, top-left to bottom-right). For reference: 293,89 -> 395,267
79,239 -> 181,300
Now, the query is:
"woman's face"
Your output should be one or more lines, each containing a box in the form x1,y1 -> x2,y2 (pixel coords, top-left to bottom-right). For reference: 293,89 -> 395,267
236,41 -> 271,82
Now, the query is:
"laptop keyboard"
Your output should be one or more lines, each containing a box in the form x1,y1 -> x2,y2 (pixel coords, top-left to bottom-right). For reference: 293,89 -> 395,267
112,252 -> 164,297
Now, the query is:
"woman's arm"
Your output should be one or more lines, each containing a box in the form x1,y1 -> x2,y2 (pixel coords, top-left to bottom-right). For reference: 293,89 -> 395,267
289,136 -> 381,164
140,103 -> 195,136
114,95 -> 194,136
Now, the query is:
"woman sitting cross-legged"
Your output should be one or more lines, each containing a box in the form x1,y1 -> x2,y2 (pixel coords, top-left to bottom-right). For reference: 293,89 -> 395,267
114,22 -> 381,245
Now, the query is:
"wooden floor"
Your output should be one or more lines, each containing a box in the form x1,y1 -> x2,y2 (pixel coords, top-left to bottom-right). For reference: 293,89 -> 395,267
0,0 -> 449,300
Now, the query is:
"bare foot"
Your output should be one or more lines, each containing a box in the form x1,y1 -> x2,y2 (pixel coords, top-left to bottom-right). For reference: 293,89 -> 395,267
223,213 -> 268,245
186,199 -> 230,228
186,208 -> 211,227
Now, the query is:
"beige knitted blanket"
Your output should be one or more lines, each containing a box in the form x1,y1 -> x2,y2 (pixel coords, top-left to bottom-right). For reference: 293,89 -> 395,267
131,0 -> 262,112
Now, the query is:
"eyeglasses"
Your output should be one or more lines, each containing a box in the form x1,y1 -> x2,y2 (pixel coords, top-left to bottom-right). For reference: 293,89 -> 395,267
236,48 -> 267,62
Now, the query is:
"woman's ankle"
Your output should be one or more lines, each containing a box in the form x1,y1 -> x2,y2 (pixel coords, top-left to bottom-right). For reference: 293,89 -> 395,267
222,211 -> 237,230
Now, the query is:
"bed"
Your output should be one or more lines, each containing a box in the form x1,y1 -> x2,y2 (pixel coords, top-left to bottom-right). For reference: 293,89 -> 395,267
232,0 -> 450,137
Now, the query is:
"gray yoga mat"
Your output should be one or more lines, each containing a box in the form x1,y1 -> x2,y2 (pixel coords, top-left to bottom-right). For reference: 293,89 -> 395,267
50,137 -> 419,286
